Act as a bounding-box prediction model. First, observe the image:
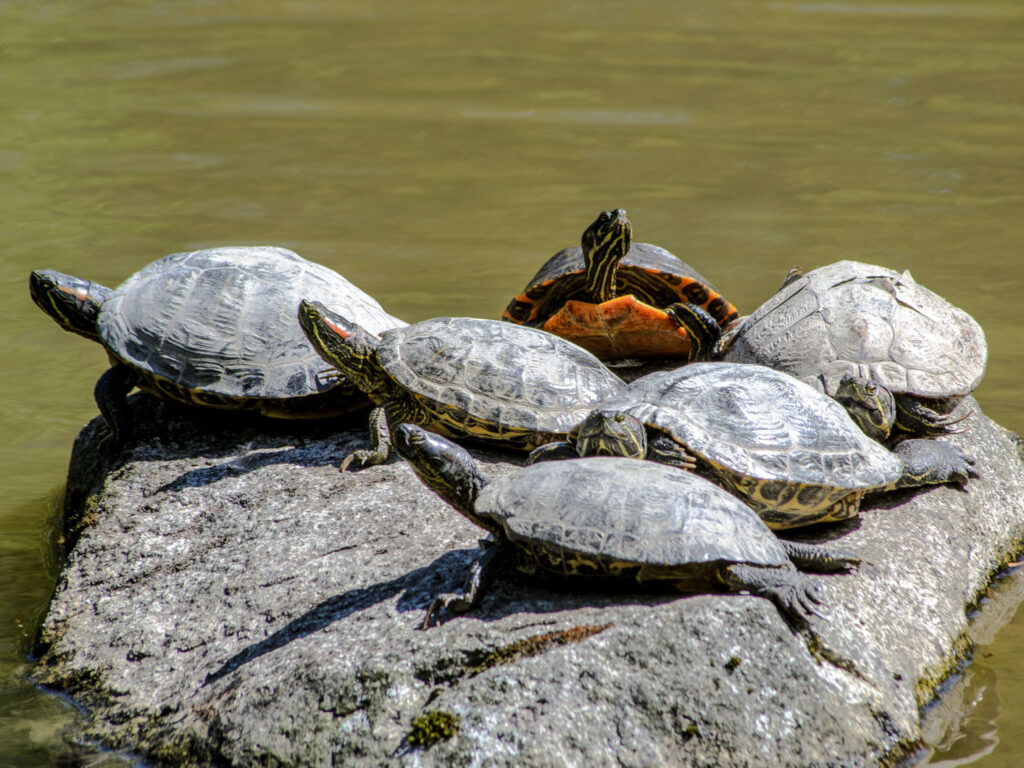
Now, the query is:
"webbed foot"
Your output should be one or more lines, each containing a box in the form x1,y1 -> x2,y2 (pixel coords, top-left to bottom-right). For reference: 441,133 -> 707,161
721,563 -> 824,625
340,448 -> 388,472
780,540 -> 861,573
894,438 -> 978,489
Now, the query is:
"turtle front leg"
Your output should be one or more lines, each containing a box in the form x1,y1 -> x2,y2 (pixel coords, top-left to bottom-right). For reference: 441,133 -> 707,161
719,564 -> 822,624
894,396 -> 970,438
778,540 -> 861,573
341,406 -> 393,471
94,363 -> 137,447
424,539 -> 506,628
527,441 -> 579,464
891,438 -> 978,489
664,303 -> 722,362
646,433 -> 698,471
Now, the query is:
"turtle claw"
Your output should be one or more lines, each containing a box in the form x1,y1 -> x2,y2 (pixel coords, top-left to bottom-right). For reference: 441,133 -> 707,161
339,449 -> 379,472
775,582 -> 825,624
896,399 -> 971,438
421,596 -> 447,629
422,591 -> 475,629
797,583 -> 826,621
952,452 -> 979,485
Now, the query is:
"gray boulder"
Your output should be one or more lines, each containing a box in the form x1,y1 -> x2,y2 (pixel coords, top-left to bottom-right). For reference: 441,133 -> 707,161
34,393 -> 1024,766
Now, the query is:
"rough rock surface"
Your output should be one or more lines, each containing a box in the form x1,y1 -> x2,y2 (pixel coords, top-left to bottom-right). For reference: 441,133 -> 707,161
34,393 -> 1024,767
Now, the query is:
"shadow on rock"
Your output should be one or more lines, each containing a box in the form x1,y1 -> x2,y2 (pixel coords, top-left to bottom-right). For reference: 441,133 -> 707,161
203,549 -> 473,686
154,443 -> 355,493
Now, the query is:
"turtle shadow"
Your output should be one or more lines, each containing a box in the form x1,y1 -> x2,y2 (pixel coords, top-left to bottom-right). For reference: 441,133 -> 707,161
201,547 -> 701,688
80,392 -> 372,461
152,441 -> 376,493
78,393 -> 382,494
202,548 -> 473,686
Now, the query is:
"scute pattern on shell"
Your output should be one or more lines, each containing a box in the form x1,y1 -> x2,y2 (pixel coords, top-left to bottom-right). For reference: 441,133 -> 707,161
477,457 -> 789,569
602,363 -> 904,492
724,260 -> 986,398
378,318 -> 624,435
98,247 -> 405,400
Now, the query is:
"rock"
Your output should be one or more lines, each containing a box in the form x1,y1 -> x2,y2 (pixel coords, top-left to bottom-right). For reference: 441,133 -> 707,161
33,393 -> 1024,767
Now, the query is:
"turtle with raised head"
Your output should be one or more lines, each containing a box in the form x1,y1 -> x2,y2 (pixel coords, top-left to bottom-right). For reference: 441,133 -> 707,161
30,246 -> 406,445
721,260 -> 986,444
502,209 -> 739,361
530,363 -> 976,530
395,423 -> 857,626
298,302 -> 624,471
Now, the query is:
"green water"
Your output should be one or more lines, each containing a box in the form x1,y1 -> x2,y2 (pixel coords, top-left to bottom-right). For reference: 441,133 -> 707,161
2,1 -> 1022,764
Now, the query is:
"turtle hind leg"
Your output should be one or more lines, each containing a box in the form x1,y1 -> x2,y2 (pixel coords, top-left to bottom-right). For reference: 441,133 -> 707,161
719,564 -> 822,625
779,540 -> 860,573
892,438 -> 978,490
423,540 -> 506,629
94,363 -> 137,447
664,303 -> 722,362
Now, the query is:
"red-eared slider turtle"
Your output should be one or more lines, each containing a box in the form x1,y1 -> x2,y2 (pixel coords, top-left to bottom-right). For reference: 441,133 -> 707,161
298,302 -> 624,471
30,246 -> 406,444
394,423 -> 858,626
721,260 -> 986,443
530,363 -> 976,530
502,209 -> 739,361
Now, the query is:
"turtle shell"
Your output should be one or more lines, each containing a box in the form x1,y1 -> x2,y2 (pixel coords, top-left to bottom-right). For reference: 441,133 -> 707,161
502,243 -> 740,360
477,456 -> 790,577
98,246 -> 405,408
598,363 -> 905,527
377,318 -> 624,446
723,260 -> 986,399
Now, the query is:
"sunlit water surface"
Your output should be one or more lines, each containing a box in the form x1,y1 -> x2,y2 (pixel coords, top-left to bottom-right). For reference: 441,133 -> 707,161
1,1 -> 1022,764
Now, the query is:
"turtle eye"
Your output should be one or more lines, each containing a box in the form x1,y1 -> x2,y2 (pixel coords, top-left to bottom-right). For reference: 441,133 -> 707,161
614,413 -> 626,423
599,210 -> 612,221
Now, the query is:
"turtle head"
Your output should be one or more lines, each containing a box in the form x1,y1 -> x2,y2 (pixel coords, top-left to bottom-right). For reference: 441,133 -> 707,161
580,209 -> 632,303
833,374 -> 895,443
575,408 -> 647,458
298,299 -> 387,396
394,423 -> 491,524
29,269 -> 113,342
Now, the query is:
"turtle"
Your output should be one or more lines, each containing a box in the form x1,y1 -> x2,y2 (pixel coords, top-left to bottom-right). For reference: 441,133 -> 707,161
721,260 -> 987,444
297,301 -> 624,471
529,363 -> 976,530
29,246 -> 406,445
502,209 -> 740,361
394,423 -> 859,627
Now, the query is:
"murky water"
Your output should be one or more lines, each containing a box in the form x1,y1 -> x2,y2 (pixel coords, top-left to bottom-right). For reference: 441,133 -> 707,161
2,1 -> 1022,764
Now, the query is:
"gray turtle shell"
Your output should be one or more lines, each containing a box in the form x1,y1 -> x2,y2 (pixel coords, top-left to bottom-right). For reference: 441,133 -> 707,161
602,362 -> 904,493
98,246 -> 405,400
723,260 -> 986,398
378,318 -> 624,439
478,456 -> 790,569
